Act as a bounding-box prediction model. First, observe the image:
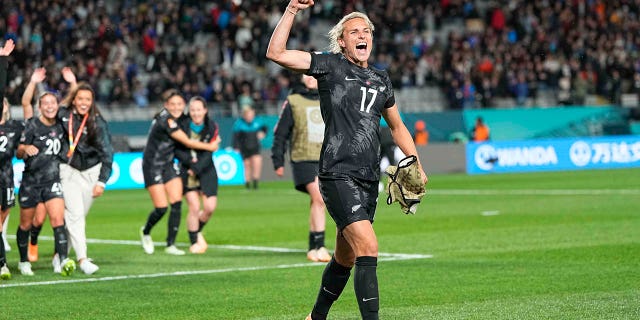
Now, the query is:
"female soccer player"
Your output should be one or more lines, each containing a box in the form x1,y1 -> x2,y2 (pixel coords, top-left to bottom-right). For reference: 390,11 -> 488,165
140,89 -> 220,256
17,91 -> 75,276
267,1 -> 428,319
0,39 -> 16,279
175,96 -> 220,254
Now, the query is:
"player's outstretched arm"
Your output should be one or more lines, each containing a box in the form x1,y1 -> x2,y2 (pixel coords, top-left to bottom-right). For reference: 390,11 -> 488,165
266,0 -> 314,73
21,68 -> 47,120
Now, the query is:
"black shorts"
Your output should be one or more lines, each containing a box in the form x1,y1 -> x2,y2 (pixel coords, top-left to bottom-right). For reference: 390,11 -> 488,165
292,161 -> 319,193
143,162 -> 181,188
319,173 -> 379,230
183,167 -> 218,197
18,181 -> 64,208
0,185 -> 17,211
240,147 -> 260,159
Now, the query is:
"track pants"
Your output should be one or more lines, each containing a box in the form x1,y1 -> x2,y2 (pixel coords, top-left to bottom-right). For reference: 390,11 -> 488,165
60,163 -> 101,261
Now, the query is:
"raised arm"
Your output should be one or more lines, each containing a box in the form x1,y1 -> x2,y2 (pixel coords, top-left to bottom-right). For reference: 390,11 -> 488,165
21,68 -> 47,120
265,0 -> 314,72
60,67 -> 78,106
0,39 -> 14,121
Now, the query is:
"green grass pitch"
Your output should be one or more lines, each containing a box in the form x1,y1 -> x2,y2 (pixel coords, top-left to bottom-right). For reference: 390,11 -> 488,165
2,168 -> 639,319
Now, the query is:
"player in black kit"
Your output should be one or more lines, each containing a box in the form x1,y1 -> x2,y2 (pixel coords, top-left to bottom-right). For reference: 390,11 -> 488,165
175,96 -> 220,254
140,89 -> 220,256
21,67 -> 113,275
17,91 -> 76,276
0,39 -> 16,279
267,1 -> 428,319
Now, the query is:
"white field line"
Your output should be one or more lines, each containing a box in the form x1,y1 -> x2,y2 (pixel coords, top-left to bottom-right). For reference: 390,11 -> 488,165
1,236 -> 432,288
428,189 -> 640,196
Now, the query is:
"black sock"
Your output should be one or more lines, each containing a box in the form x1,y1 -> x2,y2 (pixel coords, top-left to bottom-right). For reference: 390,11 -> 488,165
188,231 -> 198,245
53,226 -> 69,261
143,207 -> 167,234
309,231 -> 325,250
166,202 -> 182,246
245,182 -> 250,189
253,179 -> 258,189
197,220 -> 207,233
311,257 -> 352,319
354,256 -> 379,320
16,227 -> 30,262
0,232 -> 5,266
30,225 -> 42,245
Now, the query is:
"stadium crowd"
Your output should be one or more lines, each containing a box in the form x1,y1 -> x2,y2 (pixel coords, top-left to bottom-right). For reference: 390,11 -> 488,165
1,0 -> 639,114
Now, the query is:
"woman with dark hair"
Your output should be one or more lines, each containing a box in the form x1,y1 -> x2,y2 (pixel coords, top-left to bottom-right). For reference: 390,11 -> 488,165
140,89 -> 220,256
22,67 -> 113,275
175,96 -> 220,254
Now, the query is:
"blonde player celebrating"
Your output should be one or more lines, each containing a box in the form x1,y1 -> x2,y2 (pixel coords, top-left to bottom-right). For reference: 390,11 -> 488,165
267,1 -> 428,319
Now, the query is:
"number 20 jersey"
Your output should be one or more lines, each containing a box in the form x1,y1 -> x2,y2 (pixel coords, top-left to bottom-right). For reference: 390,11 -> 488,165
19,117 -> 67,185
307,52 -> 395,181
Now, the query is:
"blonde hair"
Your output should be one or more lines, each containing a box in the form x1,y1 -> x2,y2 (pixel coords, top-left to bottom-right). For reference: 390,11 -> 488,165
327,12 -> 375,54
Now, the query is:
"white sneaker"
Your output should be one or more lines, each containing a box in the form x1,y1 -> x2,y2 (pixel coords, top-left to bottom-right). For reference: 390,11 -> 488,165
164,245 -> 185,255
18,261 -> 34,276
140,226 -> 154,254
0,264 -> 11,280
52,253 -> 61,273
80,259 -> 99,275
61,258 -> 76,276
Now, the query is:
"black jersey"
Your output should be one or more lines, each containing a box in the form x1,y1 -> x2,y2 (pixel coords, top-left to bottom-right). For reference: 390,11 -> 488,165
58,107 -> 114,183
143,108 -> 181,169
307,52 -> 395,181
175,114 -> 219,176
19,117 -> 67,185
0,119 -> 24,186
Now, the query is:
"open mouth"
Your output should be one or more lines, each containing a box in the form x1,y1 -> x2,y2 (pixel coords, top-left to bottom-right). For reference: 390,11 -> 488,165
356,42 -> 367,54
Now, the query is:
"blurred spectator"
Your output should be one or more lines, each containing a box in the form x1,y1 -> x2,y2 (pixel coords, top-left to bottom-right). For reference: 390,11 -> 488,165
232,105 -> 267,190
471,116 -> 490,142
2,0 -> 639,113
413,120 -> 429,146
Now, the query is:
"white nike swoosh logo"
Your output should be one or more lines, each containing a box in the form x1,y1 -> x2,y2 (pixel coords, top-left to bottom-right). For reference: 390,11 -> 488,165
322,287 -> 338,296
345,76 -> 358,81
362,297 -> 378,302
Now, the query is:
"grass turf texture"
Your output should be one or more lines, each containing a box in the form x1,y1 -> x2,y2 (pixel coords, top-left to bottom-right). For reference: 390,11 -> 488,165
1,168 -> 638,319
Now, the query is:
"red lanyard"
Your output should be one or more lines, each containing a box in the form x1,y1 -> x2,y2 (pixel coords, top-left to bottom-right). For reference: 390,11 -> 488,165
67,112 -> 89,158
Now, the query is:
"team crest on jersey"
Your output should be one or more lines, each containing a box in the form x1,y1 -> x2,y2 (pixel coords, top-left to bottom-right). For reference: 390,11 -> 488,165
167,118 -> 177,128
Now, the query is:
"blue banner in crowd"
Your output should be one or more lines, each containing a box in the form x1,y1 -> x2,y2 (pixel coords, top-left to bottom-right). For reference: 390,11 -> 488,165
13,149 -> 245,190
466,135 -> 640,174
